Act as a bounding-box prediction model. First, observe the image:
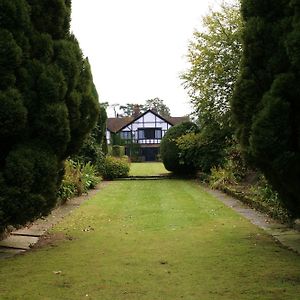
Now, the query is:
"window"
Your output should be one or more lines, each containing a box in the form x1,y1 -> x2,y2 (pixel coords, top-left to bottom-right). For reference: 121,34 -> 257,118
155,129 -> 162,139
120,131 -> 132,140
138,129 -> 145,139
138,128 -> 162,139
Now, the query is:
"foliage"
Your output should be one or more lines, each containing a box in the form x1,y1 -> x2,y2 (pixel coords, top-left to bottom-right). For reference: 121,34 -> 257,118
111,145 -> 125,157
232,0 -> 300,217
126,142 -> 141,162
101,156 -> 130,180
208,144 -> 289,222
57,159 -> 100,204
181,0 -> 242,129
0,0 -> 99,232
73,103 -> 107,173
81,162 -> 99,191
160,122 -> 199,174
110,132 -> 125,146
251,175 -> 281,207
209,166 -> 238,189
92,102 -> 108,155
180,1 -> 243,177
176,121 -> 231,173
118,98 -> 171,117
73,134 -> 105,173
119,103 -> 145,117
144,97 -> 170,117
208,143 -> 249,189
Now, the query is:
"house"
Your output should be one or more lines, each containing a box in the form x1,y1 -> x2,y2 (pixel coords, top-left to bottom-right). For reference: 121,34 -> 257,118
106,109 -> 189,161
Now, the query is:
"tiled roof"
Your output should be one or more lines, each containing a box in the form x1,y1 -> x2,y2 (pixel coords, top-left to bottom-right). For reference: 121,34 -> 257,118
107,110 -> 189,133
107,116 -> 133,132
167,116 -> 190,125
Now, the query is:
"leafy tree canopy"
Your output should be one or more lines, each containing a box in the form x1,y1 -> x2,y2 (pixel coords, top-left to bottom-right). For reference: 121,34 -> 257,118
144,98 -> 171,117
181,0 -> 243,130
178,1 -> 242,175
118,97 -> 171,117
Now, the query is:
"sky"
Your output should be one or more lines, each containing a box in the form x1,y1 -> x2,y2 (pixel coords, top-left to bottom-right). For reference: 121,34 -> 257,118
70,0 -> 218,117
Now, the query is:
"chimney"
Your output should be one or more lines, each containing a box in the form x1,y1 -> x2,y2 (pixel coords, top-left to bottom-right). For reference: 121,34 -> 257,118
132,105 -> 141,118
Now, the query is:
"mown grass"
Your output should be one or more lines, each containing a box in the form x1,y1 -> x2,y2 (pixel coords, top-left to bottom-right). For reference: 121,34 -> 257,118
1,180 -> 300,300
129,162 -> 170,176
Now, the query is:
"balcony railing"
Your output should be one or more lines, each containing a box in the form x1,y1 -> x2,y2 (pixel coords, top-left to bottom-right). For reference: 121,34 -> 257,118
121,138 -> 161,145
119,130 -> 167,145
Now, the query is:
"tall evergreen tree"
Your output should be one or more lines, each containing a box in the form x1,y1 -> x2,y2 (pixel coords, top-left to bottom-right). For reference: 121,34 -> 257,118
232,0 -> 300,216
0,0 -> 99,231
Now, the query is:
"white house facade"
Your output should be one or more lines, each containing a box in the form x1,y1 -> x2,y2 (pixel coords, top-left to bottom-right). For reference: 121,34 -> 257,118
107,109 -> 188,161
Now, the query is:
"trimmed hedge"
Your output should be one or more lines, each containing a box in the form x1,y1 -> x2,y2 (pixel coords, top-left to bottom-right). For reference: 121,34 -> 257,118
101,156 -> 130,180
160,122 -> 199,174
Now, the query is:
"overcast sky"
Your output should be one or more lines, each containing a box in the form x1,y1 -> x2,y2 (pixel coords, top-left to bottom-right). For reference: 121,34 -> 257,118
70,0 -> 218,117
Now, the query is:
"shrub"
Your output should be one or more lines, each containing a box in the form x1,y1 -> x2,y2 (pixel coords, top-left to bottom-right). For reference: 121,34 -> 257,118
72,134 -> 105,176
251,175 -> 289,220
209,167 -> 237,190
111,145 -> 125,157
176,120 -> 232,174
81,161 -> 99,190
101,156 -> 130,180
160,122 -> 199,174
57,160 -> 100,204
57,160 -> 80,204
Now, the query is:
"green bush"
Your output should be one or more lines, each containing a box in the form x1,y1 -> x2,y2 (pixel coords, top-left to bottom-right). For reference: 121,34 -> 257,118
209,167 -> 237,190
160,122 -> 199,174
57,160 -> 79,203
207,149 -> 290,222
111,145 -> 125,157
57,160 -> 100,204
101,156 -> 130,180
176,120 -> 232,174
81,161 -> 99,190
251,175 -> 289,220
208,143 -> 249,188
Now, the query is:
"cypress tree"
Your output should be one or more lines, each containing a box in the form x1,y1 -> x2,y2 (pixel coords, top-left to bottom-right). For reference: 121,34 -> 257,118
0,0 -> 99,231
232,0 -> 300,216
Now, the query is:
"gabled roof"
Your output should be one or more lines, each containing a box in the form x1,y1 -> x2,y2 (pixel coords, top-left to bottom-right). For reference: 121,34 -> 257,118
107,117 -> 132,133
107,109 -> 189,133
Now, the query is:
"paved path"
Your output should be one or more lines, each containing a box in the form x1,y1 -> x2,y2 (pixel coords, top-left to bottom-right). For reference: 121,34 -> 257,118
1,181 -> 299,259
204,188 -> 300,255
0,183 -> 106,259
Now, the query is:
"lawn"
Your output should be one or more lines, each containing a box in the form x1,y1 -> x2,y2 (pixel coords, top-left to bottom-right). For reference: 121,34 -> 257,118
1,180 -> 300,299
129,162 -> 170,176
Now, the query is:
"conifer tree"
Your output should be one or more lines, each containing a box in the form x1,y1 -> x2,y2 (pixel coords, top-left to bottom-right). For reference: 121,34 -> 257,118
232,0 -> 300,216
0,0 -> 99,231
